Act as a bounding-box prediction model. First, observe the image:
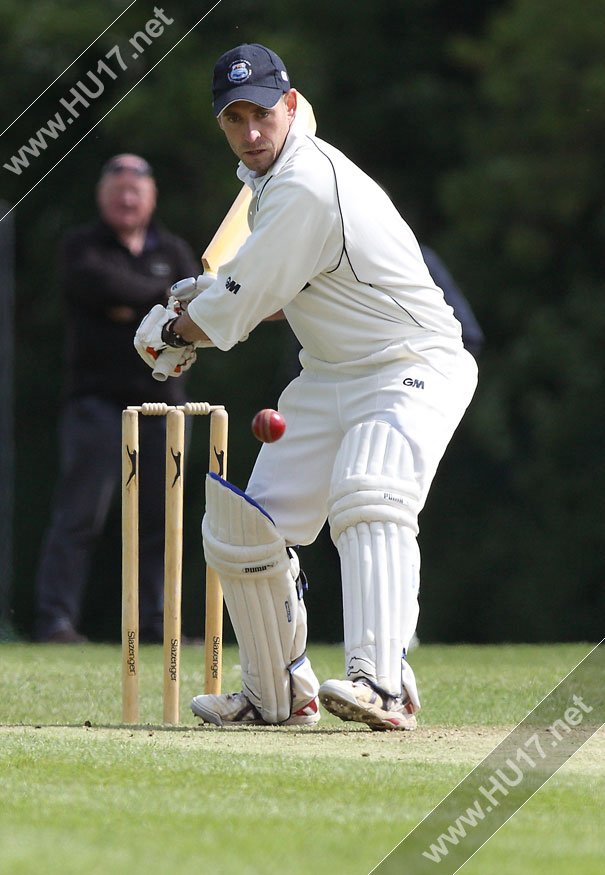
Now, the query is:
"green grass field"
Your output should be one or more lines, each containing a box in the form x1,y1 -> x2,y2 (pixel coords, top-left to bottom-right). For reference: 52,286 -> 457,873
1,642 -> 602,874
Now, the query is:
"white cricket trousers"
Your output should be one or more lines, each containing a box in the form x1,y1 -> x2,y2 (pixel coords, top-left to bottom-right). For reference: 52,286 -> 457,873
247,346 -> 478,545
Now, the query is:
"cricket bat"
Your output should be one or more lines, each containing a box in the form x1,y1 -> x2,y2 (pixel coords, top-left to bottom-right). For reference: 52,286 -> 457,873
201,91 -> 316,274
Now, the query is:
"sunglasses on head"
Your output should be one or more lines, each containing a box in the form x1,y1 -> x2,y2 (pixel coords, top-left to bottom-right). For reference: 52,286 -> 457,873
101,158 -> 153,177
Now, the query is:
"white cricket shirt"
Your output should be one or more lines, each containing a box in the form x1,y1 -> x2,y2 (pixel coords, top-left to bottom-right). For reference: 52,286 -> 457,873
188,119 -> 463,372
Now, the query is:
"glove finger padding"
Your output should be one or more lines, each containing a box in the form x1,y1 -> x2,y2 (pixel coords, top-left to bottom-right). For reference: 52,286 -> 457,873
151,346 -> 197,381
134,303 -> 173,366
170,272 -> 216,305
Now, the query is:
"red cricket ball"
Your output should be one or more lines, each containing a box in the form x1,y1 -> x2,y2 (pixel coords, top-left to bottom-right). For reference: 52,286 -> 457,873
251,408 -> 286,443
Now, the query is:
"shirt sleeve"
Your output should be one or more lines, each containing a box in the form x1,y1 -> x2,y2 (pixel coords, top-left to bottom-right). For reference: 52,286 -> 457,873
187,165 -> 342,350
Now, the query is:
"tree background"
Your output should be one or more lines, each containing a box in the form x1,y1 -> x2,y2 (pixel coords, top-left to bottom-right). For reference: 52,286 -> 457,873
1,0 -> 603,643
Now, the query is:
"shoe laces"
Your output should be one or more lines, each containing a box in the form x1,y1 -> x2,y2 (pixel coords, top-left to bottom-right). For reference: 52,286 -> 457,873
353,678 -> 408,712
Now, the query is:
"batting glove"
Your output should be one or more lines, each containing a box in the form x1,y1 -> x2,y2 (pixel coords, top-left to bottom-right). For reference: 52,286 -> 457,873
134,303 -> 198,381
170,272 -> 216,306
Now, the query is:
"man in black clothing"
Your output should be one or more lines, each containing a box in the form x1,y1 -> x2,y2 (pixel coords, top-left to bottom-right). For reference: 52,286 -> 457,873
419,245 -> 484,360
34,154 -> 199,643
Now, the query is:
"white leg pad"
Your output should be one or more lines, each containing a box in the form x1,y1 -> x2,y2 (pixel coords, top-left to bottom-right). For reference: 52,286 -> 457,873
202,474 -> 318,723
328,421 -> 422,709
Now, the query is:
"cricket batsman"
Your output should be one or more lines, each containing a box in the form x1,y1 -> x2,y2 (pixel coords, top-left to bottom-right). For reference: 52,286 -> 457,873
134,43 -> 478,730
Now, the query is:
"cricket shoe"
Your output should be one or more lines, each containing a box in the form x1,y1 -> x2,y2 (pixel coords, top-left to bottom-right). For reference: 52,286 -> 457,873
190,692 -> 320,727
319,678 -> 417,731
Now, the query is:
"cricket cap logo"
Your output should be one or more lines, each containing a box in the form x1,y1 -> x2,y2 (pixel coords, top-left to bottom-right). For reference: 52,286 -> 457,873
228,60 -> 252,84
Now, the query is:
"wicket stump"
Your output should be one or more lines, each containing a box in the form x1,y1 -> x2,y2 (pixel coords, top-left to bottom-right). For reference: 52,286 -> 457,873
121,401 -> 228,724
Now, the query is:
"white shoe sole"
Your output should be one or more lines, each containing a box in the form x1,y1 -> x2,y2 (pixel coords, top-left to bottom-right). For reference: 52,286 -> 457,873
191,696 -> 320,727
190,697 -> 265,727
284,712 -> 321,726
319,681 -> 417,732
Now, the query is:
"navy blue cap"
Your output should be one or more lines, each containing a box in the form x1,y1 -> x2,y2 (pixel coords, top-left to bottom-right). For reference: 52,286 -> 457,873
212,44 -> 290,116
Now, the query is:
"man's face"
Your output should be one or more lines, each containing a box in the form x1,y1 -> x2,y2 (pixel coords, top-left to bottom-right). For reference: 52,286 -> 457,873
218,91 -> 296,174
96,167 -> 157,234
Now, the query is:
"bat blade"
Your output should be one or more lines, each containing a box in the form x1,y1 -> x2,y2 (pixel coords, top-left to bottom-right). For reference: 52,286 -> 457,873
201,92 -> 316,274
201,186 -> 252,276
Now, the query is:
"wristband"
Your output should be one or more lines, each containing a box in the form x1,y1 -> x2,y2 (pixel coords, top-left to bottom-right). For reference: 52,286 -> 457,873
161,317 -> 191,349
